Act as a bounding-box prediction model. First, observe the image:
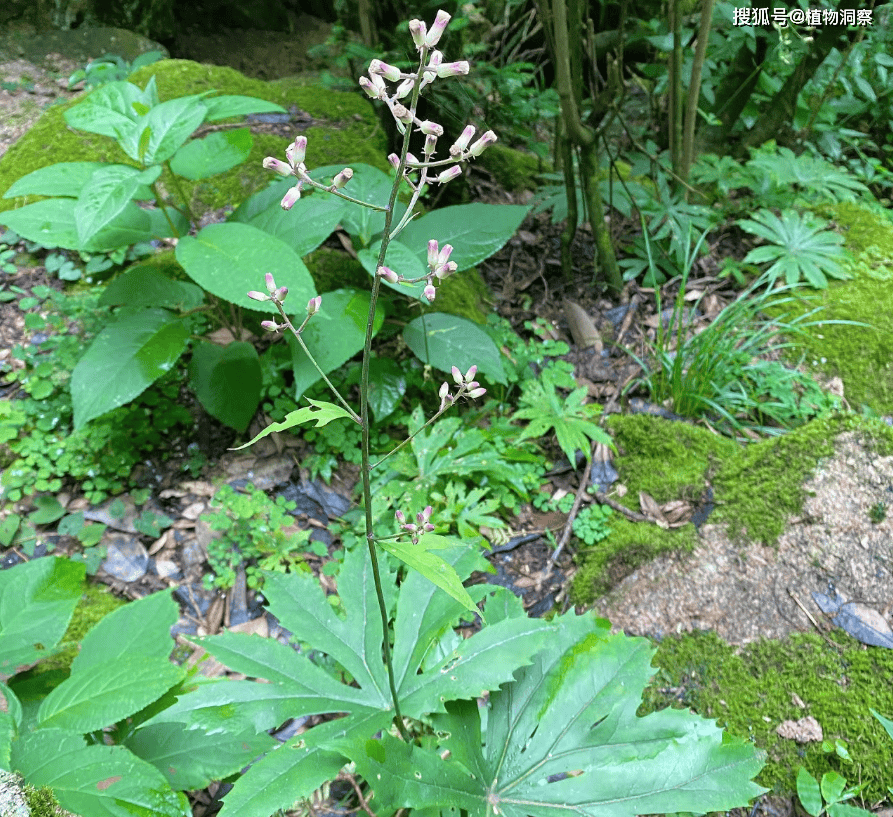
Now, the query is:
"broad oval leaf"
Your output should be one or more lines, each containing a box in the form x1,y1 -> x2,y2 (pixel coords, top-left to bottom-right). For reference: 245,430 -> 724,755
202,95 -> 286,121
404,312 -> 507,385
75,164 -> 162,244
4,162 -> 105,199
398,203 -> 530,271
289,287 -> 383,400
188,340 -> 262,433
135,95 -> 208,164
99,264 -> 204,310
169,127 -> 253,181
358,240 -> 429,301
367,357 -> 406,422
175,222 -> 316,312
70,308 -> 190,429
247,193 -> 347,257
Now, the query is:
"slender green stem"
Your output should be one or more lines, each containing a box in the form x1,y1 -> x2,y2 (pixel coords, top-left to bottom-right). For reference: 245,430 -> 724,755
162,160 -> 196,224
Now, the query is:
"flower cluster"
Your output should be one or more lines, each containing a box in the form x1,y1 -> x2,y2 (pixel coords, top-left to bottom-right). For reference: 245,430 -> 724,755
249,273 -> 322,333
438,365 -> 486,410
262,135 -> 354,211
395,505 -> 435,545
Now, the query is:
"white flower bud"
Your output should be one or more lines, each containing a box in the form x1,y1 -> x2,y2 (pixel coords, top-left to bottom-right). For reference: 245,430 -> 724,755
423,134 -> 437,156
436,61 -> 469,78
437,244 -> 453,266
265,273 -> 277,294
419,120 -> 443,137
332,168 -> 353,189
451,365 -> 463,385
395,78 -> 415,99
263,157 -> 291,176
465,365 -> 478,381
261,320 -> 281,331
409,19 -> 427,50
286,135 -> 307,168
424,283 -> 436,301
369,59 -> 401,82
377,266 -> 399,284
425,10 -> 451,48
281,183 -> 302,210
450,125 -> 476,156
427,239 -> 439,268
392,104 -> 413,125
388,153 -> 401,170
467,387 -> 487,399
395,509 -> 406,524
359,76 -> 383,99
307,296 -> 322,316
248,290 -> 270,302
274,286 -> 288,302
436,165 -> 462,184
439,382 -> 450,400
467,131 -> 497,157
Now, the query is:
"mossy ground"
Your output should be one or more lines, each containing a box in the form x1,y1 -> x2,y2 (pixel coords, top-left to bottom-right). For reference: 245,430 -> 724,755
570,412 -> 893,605
639,628 -> 893,804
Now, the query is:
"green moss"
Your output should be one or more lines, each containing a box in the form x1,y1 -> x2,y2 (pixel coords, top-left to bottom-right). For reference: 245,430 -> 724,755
431,266 -> 491,324
775,202 -> 893,414
713,411 -> 893,544
639,629 -> 893,804
477,143 -> 543,193
23,784 -> 72,817
570,412 -> 893,603
570,515 -> 698,604
34,581 -> 127,677
304,246 -> 368,292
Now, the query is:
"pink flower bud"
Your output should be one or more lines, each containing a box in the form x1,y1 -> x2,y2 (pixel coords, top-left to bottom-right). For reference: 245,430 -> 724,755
395,509 -> 406,524
451,366 -> 463,385
439,382 -> 450,400
450,125 -> 475,156
419,120 -> 443,137
423,523 -> 435,532
265,273 -> 277,294
427,239 -> 439,268
263,157 -> 291,176
248,290 -> 270,302
332,168 -> 353,189
436,61 -> 470,78
409,19 -> 427,49
281,183 -> 302,210
425,10 -> 451,48
388,153 -> 400,170
307,296 -> 322,316
434,261 -> 456,280
286,135 -> 307,168
436,165 -> 462,184
466,381 -> 480,391
261,320 -> 280,331
274,286 -> 288,302
359,76 -> 382,99
405,152 -> 420,167
467,387 -> 486,399
423,134 -> 437,156
377,265 -> 399,283
369,59 -> 401,82
424,283 -> 436,301
395,78 -> 415,100
465,365 -> 478,381
468,131 -> 497,157
426,51 -> 443,70
437,244 -> 453,266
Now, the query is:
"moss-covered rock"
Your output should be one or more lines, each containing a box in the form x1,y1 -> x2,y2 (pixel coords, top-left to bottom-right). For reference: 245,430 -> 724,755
640,628 -> 893,803
570,412 -> 893,604
478,143 -> 543,193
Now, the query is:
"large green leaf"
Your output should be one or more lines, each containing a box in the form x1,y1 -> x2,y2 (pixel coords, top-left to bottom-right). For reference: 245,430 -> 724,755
124,723 -> 276,791
246,193 -> 347,257
63,79 -> 157,139
11,728 -> 190,817
398,203 -> 529,271
288,287 -> 383,400
37,658 -> 183,733
3,162 -> 144,199
169,128 -> 253,181
202,95 -> 286,121
99,264 -> 204,311
70,308 -> 190,429
358,240 -> 429,301
0,557 -> 85,682
175,222 -> 316,312
349,612 -> 767,817
75,164 -> 162,244
142,545 -> 553,817
188,340 -> 262,432
403,312 -> 507,385
125,95 -> 209,164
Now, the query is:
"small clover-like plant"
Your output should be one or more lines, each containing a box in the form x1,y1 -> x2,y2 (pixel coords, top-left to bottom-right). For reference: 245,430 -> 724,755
572,502 -> 614,546
203,484 -> 311,590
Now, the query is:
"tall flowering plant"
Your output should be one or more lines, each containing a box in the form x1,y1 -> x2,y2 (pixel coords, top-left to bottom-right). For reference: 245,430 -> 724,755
157,14 -> 766,816
242,7 -> 498,735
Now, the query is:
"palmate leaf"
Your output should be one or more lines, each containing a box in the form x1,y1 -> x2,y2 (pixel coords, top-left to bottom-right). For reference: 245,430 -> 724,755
512,371 -> 614,463
141,545 -> 553,817
345,611 -> 767,817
